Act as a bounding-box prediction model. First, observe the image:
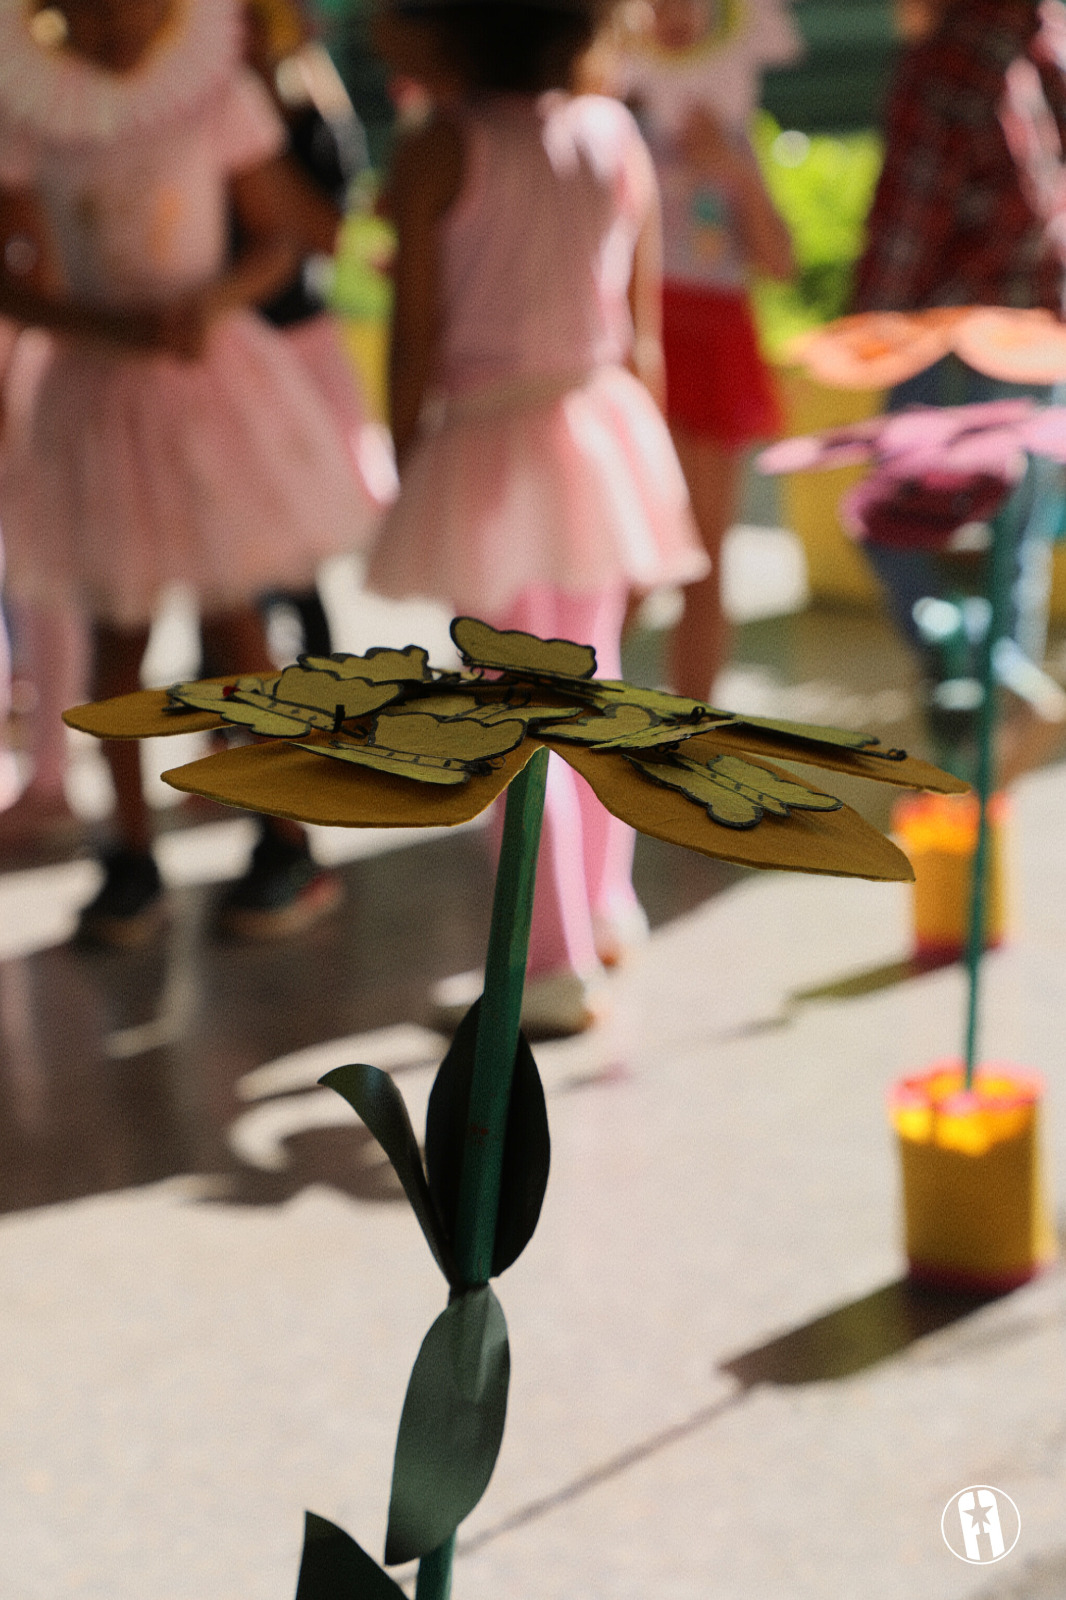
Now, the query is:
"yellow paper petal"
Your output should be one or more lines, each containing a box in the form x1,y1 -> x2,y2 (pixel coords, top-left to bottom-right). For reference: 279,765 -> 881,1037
63,686 -> 228,739
161,738 -> 539,826
555,743 -> 914,881
451,617 -> 597,681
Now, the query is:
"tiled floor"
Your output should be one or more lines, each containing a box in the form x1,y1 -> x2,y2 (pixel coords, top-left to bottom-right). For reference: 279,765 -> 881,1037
0,543 -> 1063,1599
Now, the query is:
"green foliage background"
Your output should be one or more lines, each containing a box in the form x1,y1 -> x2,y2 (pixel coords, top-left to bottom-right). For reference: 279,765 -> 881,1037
751,112 -> 884,358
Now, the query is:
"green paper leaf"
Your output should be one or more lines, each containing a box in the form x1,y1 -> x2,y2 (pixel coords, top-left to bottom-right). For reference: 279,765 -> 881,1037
274,665 -> 403,722
631,751 -> 842,830
424,998 -> 551,1278
385,1285 -> 510,1565
301,646 -> 432,684
635,756 -> 762,827
170,679 -> 323,738
297,709 -> 531,786
295,1513 -> 407,1600
451,616 -> 597,681
413,689 -> 584,728
321,1064 -> 458,1284
586,679 -> 726,722
728,713 -> 881,751
372,709 -> 528,762
295,738 -> 474,785
539,702 -> 698,751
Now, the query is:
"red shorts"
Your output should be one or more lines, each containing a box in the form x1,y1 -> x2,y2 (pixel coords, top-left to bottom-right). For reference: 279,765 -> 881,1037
661,281 -> 783,448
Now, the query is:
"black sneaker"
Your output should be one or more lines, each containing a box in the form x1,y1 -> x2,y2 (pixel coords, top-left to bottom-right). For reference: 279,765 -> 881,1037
77,848 -> 166,947
218,832 -> 343,940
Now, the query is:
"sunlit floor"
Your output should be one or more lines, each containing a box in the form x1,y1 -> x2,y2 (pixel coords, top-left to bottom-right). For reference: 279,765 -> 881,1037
0,536 -> 1064,1599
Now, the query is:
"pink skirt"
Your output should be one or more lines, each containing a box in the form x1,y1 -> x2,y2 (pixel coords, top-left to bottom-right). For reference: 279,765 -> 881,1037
367,364 -> 707,614
282,314 -> 398,517
0,309 -> 378,628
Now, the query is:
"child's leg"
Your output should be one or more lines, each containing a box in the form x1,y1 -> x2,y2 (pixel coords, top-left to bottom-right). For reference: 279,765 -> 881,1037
92,606 -> 269,857
200,604 -> 305,850
203,603 -> 342,935
0,600 -> 86,845
93,619 -> 153,853
522,747 -> 601,980
555,591 -> 643,943
19,600 -> 87,798
76,618 -> 164,944
0,591 -> 17,810
488,584 -> 633,980
666,428 -> 744,703
199,604 -> 273,678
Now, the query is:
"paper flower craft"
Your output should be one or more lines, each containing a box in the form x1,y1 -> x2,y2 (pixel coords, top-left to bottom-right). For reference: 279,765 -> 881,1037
790,306 -> 1066,390
65,618 -> 965,1600
65,615 -> 964,879
759,398 -> 1066,550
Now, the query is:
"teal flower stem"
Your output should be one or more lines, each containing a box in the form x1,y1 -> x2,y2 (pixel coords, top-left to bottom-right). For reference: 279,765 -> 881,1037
415,745 -> 550,1600
414,1535 -> 457,1600
963,489 -> 1023,1091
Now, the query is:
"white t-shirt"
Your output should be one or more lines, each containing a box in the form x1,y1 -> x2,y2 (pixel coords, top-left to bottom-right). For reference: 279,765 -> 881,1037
619,0 -> 802,290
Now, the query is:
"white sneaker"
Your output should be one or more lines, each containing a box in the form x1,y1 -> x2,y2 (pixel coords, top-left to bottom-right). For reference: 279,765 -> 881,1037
430,967 -> 606,1038
520,969 -> 606,1038
592,901 -> 650,968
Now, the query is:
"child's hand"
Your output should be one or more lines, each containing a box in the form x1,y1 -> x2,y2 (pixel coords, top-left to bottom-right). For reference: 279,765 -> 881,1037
153,293 -> 213,360
93,297 -> 211,359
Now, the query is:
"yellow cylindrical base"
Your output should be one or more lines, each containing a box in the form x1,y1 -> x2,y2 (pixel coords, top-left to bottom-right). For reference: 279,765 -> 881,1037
893,791 -> 1009,966
891,1063 -> 1056,1292
774,367 -> 885,606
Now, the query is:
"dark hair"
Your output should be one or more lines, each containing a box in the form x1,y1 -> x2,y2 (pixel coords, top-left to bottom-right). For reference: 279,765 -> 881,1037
394,2 -> 602,92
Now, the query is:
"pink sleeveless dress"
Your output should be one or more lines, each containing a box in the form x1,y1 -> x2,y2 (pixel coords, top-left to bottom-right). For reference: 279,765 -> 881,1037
0,0 -> 381,628
367,93 -> 706,612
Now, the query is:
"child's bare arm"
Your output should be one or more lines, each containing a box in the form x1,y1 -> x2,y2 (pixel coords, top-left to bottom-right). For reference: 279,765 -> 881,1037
0,185 -> 155,343
182,155 -> 327,329
627,195 -> 667,409
679,110 -> 794,281
232,152 -> 341,263
155,156 -> 337,357
387,113 -> 465,465
0,185 -> 248,356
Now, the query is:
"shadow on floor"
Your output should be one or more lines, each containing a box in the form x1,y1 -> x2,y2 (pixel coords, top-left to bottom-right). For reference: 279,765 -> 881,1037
973,1548 -> 1066,1599
457,1275 -> 1015,1562
790,952 -> 957,1006
718,953 -> 959,1040
719,1277 -> 1007,1387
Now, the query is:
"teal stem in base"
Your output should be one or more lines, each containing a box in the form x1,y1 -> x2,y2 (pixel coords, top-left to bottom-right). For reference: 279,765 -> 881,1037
414,745 -> 549,1600
453,746 -> 549,1287
964,491 -> 1021,1090
415,1534 -> 456,1600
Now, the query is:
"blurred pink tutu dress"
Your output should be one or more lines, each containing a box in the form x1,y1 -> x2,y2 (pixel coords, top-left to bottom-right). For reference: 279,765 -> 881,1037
0,0 -> 377,628
368,92 -> 706,613
370,93 -> 707,1011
